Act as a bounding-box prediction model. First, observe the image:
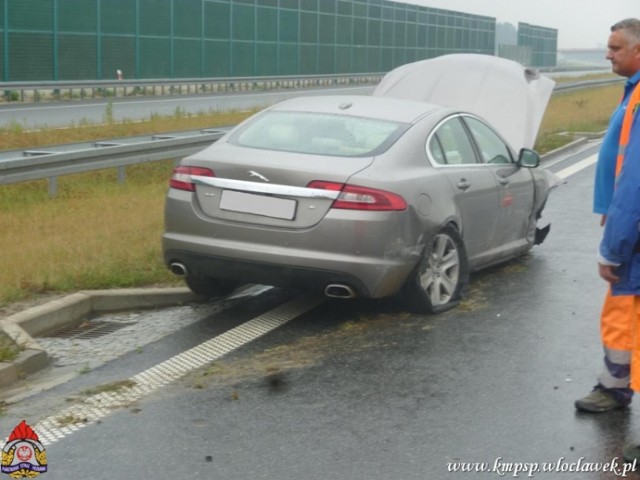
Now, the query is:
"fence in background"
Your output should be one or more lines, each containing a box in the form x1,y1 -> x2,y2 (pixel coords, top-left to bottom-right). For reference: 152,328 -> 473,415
0,72 -> 384,102
0,0 -> 557,83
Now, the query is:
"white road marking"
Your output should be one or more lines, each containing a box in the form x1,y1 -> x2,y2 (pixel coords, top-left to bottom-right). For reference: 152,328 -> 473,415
30,293 -> 324,446
553,154 -> 597,180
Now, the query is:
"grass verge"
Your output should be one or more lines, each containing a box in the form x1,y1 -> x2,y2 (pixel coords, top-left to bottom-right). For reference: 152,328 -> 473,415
535,83 -> 619,152
0,161 -> 180,306
0,332 -> 20,362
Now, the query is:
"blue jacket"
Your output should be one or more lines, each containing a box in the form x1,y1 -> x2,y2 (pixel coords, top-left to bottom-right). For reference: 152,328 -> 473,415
599,106 -> 640,295
594,72 -> 640,215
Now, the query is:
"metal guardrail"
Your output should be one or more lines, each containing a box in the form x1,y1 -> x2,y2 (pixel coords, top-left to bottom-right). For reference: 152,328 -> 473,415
0,76 -> 623,197
553,77 -> 624,92
0,73 -> 385,103
0,129 -> 228,196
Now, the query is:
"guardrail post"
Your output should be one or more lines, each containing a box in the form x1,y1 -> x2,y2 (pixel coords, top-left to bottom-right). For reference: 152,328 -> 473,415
117,166 -> 126,184
48,177 -> 58,198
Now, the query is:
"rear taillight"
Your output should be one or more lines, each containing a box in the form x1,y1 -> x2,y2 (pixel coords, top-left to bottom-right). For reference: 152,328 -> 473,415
308,181 -> 407,211
170,166 -> 214,192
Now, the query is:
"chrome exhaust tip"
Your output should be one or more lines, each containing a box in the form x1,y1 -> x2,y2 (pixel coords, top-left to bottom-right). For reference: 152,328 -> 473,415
169,262 -> 188,277
324,284 -> 356,299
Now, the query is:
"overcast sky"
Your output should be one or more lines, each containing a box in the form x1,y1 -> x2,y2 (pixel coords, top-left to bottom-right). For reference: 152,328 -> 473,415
405,0 -> 638,49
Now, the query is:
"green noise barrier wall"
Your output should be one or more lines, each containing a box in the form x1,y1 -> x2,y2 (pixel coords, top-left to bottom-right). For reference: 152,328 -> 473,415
0,0 -> 554,81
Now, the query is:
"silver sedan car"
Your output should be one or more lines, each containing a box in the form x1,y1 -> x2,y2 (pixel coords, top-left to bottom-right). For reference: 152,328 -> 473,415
163,54 -> 560,313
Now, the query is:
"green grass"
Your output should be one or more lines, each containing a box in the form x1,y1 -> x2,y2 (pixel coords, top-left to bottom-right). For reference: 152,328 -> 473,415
535,83 -> 620,153
0,108 -> 254,150
0,332 -> 20,362
0,81 -> 623,308
0,161 -> 182,306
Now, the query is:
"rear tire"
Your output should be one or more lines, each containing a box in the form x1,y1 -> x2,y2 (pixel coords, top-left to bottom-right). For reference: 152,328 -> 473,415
185,275 -> 238,299
402,225 -> 469,314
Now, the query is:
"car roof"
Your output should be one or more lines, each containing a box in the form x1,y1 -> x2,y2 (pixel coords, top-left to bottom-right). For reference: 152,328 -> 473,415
268,94 -> 444,124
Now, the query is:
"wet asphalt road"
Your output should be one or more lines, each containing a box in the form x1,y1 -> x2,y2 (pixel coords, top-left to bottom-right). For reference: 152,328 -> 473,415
3,143 -> 640,479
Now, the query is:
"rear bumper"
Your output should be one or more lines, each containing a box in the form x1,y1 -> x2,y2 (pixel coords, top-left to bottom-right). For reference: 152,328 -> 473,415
163,239 -> 416,299
163,189 -> 424,298
165,249 -> 370,295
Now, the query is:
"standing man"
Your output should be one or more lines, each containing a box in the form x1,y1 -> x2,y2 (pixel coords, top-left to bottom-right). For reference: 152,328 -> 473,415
575,18 -> 640,413
597,52 -> 640,463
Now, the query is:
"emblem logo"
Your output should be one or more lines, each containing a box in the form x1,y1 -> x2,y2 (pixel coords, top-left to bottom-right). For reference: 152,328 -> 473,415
248,170 -> 270,182
1,421 -> 47,478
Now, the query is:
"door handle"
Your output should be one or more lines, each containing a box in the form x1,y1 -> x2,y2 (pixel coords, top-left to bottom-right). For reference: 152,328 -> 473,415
498,177 -> 510,186
457,179 -> 470,191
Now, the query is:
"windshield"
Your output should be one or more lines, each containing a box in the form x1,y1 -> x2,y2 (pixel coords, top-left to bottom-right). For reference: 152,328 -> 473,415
231,111 -> 407,157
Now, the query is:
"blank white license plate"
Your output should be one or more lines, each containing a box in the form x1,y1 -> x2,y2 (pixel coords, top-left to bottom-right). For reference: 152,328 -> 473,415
219,190 -> 297,220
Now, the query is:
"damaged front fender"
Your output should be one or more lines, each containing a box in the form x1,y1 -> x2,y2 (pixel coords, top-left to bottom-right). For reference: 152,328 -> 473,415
530,168 -> 564,246
534,223 -> 551,245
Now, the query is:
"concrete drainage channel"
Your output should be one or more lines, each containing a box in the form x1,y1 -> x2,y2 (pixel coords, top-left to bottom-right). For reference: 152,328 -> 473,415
0,287 -> 203,390
3,291 -> 323,447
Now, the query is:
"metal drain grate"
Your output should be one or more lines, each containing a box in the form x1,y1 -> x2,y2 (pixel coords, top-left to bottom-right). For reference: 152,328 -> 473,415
33,293 -> 324,446
46,320 -> 134,340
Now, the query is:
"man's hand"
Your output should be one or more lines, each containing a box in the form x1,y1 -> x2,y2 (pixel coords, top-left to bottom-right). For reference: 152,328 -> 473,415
599,263 -> 620,283
600,214 -> 607,227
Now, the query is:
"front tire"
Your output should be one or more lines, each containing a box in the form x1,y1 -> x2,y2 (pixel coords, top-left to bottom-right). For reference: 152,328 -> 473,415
402,225 -> 469,314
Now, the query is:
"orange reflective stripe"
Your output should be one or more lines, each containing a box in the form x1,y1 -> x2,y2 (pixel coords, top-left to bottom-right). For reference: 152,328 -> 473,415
629,296 -> 640,392
615,82 -> 640,177
601,288 -> 635,351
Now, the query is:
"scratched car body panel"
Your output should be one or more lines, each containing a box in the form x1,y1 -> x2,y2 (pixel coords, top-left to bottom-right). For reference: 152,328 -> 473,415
162,54 -> 559,313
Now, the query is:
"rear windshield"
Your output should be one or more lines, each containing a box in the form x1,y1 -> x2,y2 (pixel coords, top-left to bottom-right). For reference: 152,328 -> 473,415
230,111 -> 407,157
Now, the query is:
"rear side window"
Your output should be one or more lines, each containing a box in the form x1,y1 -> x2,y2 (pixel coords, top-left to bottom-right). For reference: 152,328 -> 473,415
428,117 -> 478,165
231,111 -> 407,157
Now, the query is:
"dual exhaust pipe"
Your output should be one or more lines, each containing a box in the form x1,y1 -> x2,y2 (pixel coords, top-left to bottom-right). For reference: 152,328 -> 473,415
169,262 -> 187,277
170,262 -> 356,299
324,283 -> 356,299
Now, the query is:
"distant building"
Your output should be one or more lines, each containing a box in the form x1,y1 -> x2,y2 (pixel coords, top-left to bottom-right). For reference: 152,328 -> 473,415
495,21 -> 558,68
496,22 -> 518,49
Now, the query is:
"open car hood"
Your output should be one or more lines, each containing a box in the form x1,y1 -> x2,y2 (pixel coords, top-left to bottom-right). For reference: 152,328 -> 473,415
373,53 -> 555,150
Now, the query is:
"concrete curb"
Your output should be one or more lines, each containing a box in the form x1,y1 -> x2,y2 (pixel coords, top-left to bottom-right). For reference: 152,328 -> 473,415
0,287 -> 201,390
539,130 -> 605,162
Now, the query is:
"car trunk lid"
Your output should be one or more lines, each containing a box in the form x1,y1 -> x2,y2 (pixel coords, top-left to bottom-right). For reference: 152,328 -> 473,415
190,144 -> 375,229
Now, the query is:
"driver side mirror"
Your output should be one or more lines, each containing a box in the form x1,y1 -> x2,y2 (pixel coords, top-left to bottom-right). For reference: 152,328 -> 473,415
517,148 -> 540,168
